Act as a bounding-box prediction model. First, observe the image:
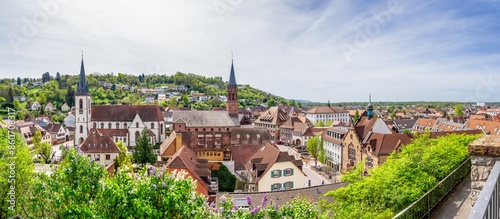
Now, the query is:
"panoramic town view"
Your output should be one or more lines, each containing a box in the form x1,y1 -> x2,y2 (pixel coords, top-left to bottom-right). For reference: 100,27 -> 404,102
1,1 -> 500,219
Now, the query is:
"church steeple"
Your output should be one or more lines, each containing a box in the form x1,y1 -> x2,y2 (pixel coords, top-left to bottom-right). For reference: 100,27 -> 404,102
76,55 -> 90,96
227,56 -> 238,119
228,60 -> 237,88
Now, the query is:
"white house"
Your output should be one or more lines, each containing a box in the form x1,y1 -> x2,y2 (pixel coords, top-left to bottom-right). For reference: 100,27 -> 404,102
322,126 -> 347,172
31,101 -> 41,111
245,144 -> 306,192
80,129 -> 121,166
305,105 -> 349,125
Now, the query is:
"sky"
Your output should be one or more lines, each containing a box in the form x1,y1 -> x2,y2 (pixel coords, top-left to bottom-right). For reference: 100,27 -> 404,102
1,0 -> 500,103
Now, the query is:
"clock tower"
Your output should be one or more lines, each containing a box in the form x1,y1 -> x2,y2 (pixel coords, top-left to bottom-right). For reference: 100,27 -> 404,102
227,60 -> 238,119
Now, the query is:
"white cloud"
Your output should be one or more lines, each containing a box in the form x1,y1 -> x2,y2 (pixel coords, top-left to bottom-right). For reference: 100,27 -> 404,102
1,0 -> 499,102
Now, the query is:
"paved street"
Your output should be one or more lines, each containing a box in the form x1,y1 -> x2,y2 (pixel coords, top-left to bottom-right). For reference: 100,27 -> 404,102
276,145 -> 331,186
51,140 -> 74,160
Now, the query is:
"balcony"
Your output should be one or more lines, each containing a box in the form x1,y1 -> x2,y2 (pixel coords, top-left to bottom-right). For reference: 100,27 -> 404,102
468,161 -> 500,219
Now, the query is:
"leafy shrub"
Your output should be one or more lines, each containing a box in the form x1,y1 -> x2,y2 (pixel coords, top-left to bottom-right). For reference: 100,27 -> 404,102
324,133 -> 481,218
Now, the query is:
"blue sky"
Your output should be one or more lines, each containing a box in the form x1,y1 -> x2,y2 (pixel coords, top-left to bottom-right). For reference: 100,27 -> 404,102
1,0 -> 499,102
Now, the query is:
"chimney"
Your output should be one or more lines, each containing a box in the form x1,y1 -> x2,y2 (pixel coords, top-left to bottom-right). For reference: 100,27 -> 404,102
175,132 -> 183,151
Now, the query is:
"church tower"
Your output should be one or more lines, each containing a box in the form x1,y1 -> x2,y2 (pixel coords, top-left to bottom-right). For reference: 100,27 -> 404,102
227,59 -> 238,118
75,56 -> 91,145
367,94 -> 374,120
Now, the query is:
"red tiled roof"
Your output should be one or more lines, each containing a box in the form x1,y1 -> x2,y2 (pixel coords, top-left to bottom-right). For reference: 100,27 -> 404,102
306,106 -> 348,114
81,129 -> 121,153
165,146 -> 211,191
97,129 -> 128,136
91,105 -> 163,122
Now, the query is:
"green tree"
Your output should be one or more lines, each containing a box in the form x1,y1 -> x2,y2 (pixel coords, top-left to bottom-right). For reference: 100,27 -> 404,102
354,110 -> 360,123
288,99 -> 296,106
17,77 -> 21,85
403,129 -> 411,134
387,105 -> 395,113
455,104 -> 464,117
267,98 -> 276,108
13,98 -> 20,109
0,129 -> 35,218
65,86 -> 75,107
115,141 -> 132,172
297,102 -> 302,108
390,112 -> 396,119
37,142 -> 53,164
182,94 -> 189,106
37,93 -> 47,105
132,128 -> 157,165
169,97 -> 178,107
211,163 -> 236,192
307,134 -> 323,164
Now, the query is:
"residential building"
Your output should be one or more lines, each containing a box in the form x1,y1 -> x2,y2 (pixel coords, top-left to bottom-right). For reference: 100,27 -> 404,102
165,145 -> 212,196
45,102 -> 56,112
13,96 -> 26,102
41,122 -> 67,145
254,106 -> 290,140
392,119 -> 416,133
323,126 -> 347,171
363,133 -> 413,170
61,103 -> 71,112
279,117 -> 313,145
31,101 -> 41,111
305,103 -> 349,124
434,121 -> 465,132
463,119 -> 500,135
412,118 -> 440,133
245,144 -> 306,192
15,122 -> 51,147
80,128 -> 121,166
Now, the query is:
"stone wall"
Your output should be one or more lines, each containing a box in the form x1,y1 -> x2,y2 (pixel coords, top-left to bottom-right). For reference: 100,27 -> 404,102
468,135 -> 500,206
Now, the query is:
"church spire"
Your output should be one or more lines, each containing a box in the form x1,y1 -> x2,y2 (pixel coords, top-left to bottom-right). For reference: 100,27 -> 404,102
367,93 -> 374,120
228,59 -> 237,88
76,54 -> 90,95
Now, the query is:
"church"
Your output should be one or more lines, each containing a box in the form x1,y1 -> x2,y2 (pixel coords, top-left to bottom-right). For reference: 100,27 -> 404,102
74,58 -> 166,148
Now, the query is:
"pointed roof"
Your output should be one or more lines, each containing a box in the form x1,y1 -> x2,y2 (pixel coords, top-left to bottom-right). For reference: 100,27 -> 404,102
228,60 -> 237,87
76,58 -> 90,95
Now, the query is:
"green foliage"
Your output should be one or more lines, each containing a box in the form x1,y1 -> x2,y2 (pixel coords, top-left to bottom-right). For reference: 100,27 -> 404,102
214,195 -> 321,219
267,98 -> 276,108
455,104 -> 464,117
307,134 -> 323,163
115,141 -> 132,172
354,110 -> 360,123
0,129 -> 35,218
340,158 -> 365,184
12,99 -> 20,109
390,112 -> 396,119
403,129 -> 411,134
133,128 -> 157,165
37,142 -> 53,164
324,133 -> 481,218
314,120 -> 333,127
211,163 -> 236,192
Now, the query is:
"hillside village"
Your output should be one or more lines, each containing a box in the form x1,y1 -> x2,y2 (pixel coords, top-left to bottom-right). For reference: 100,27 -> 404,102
1,58 -> 500,217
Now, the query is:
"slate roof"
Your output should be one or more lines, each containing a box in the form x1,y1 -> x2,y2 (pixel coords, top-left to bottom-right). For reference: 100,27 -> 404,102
172,111 -> 238,127
80,129 -> 121,153
91,105 -> 163,122
355,117 -> 379,140
393,119 -> 416,131
231,145 -> 263,171
76,59 -> 90,95
228,60 -> 237,87
41,123 -> 63,134
230,127 -> 272,145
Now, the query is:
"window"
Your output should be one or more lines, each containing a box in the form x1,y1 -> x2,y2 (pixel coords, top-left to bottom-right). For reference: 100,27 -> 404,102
366,156 -> 373,168
135,131 -> 140,142
271,183 -> 280,191
160,124 -> 163,133
284,181 -> 293,189
136,122 -> 139,128
101,123 -> 104,129
79,99 -> 83,109
271,170 -> 281,178
116,123 -> 119,129
80,125 -> 83,133
106,154 -> 111,160
115,137 -> 118,142
151,123 -> 154,129
284,168 -> 293,176
124,123 -> 127,128
108,123 -> 112,129
124,138 -> 126,143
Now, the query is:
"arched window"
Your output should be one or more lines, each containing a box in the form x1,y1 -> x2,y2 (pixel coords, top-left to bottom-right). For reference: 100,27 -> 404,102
135,131 -> 140,142
80,125 -> 83,133
108,123 -> 112,129
79,99 -> 83,109
79,137 -> 84,145
124,123 -> 127,128
100,123 -> 104,129
115,137 -> 118,142
136,122 -> 139,128
151,123 -> 154,129
116,123 -> 119,129
160,124 -> 163,133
